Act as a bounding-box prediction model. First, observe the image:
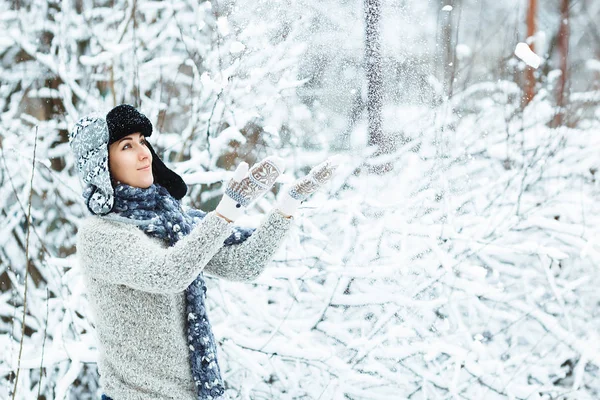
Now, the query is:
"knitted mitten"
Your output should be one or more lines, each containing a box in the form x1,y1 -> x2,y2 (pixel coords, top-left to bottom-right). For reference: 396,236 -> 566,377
216,156 -> 285,221
276,155 -> 341,217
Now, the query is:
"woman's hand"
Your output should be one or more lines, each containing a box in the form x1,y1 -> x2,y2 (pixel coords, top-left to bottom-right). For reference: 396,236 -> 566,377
215,156 -> 286,222
276,155 -> 341,217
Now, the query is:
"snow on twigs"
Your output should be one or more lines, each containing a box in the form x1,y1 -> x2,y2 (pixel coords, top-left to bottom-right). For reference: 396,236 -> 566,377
208,85 -> 600,397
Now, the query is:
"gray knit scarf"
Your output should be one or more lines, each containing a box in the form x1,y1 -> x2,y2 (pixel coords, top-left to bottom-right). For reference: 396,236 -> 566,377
92,183 -> 254,399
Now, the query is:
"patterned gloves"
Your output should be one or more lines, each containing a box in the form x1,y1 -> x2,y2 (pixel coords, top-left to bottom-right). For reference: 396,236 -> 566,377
215,155 -> 341,221
215,156 -> 286,222
276,156 -> 341,217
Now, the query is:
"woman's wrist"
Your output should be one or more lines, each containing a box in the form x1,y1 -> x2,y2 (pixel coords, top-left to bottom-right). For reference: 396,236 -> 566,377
215,211 -> 233,223
217,209 -> 290,222
275,191 -> 300,217
276,209 -> 293,219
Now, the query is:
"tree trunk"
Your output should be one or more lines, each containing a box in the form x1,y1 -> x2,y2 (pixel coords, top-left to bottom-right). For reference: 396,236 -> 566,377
364,0 -> 392,173
553,0 -> 570,126
440,0 -> 455,99
524,0 -> 537,104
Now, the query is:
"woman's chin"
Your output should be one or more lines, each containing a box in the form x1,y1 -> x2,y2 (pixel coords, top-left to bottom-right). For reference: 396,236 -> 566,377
140,175 -> 154,188
128,179 -> 154,189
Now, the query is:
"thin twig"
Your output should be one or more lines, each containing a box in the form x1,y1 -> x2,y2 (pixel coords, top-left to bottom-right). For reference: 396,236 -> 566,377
12,126 -> 38,400
205,89 -> 223,158
37,287 -> 50,398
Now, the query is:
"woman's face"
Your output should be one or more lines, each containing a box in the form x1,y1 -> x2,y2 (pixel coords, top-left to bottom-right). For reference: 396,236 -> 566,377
108,132 -> 153,188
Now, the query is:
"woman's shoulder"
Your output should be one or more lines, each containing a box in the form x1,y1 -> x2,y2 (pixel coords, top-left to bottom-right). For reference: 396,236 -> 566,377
76,215 -> 143,244
79,214 -> 133,230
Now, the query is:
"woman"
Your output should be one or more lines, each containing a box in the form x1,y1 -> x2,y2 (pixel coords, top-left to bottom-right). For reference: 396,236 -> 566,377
70,104 -> 338,400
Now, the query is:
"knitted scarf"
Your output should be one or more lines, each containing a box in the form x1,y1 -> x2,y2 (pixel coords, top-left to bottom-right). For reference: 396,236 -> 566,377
98,183 -> 254,399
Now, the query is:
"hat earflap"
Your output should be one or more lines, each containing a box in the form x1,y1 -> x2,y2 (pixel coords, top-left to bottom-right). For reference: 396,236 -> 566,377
146,142 -> 187,200
69,116 -> 115,215
85,185 -> 114,215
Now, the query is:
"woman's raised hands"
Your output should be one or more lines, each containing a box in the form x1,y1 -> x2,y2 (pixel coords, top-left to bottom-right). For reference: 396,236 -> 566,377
216,156 -> 286,222
276,156 -> 341,217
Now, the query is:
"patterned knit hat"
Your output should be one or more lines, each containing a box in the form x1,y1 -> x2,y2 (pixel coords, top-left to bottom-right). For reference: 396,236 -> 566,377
69,116 -> 114,215
69,105 -> 188,215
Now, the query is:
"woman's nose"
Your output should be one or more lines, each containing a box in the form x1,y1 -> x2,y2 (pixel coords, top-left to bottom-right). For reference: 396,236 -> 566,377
139,146 -> 150,160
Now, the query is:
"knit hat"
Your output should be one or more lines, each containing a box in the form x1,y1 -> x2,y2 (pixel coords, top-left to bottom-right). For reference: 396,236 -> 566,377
69,116 -> 114,215
105,104 -> 187,200
106,104 -> 152,144
69,105 -> 187,215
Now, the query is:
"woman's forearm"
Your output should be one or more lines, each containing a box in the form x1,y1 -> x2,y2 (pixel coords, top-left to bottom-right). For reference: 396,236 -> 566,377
204,209 -> 293,281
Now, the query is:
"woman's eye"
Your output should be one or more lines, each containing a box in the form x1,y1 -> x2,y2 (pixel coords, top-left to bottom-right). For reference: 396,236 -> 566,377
123,144 -> 131,150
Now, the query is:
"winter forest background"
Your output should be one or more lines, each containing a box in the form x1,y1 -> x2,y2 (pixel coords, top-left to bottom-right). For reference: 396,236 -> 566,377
1,0 -> 600,398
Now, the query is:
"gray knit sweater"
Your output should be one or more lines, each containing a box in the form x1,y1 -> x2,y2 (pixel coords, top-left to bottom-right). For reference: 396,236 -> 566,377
76,210 -> 293,400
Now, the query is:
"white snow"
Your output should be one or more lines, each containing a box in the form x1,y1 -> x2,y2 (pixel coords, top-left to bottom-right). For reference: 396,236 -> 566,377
455,43 -> 472,59
182,170 -> 230,185
514,42 -> 541,69
27,87 -> 61,99
79,51 -> 114,66
217,17 -> 230,36
229,41 -> 246,54
585,59 -> 600,72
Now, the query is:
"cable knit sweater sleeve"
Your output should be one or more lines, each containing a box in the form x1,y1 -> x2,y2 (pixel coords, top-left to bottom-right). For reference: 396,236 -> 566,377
204,209 -> 293,282
76,211 -> 233,293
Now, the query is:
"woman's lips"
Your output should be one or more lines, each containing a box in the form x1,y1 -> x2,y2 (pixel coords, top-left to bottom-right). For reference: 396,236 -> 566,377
138,165 -> 151,171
